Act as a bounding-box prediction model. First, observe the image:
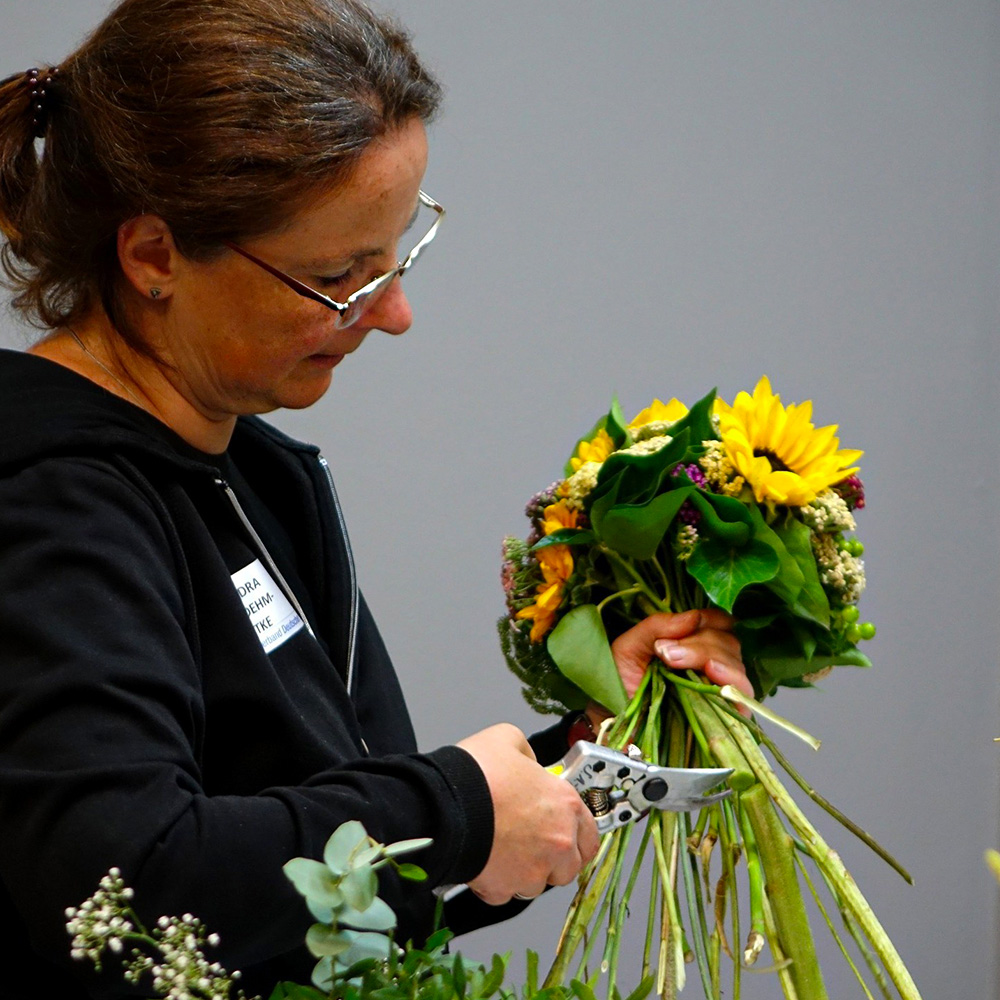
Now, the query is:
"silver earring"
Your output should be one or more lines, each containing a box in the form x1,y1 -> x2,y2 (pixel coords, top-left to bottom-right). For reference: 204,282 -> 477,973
150,287 -> 162,299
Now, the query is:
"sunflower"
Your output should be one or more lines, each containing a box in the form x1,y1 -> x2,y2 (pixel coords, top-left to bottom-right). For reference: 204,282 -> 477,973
714,377 -> 863,506
628,397 -> 688,431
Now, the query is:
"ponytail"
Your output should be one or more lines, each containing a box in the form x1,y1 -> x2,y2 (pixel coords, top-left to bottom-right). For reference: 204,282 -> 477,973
0,68 -> 53,245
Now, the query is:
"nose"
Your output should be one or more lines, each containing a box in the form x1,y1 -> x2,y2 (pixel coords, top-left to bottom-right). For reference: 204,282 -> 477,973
358,275 -> 412,336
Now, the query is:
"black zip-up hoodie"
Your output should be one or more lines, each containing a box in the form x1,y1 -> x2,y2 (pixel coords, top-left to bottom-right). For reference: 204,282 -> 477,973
0,349 -> 531,998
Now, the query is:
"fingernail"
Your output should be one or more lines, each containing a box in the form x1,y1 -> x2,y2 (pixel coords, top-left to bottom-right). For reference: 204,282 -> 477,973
656,640 -> 689,665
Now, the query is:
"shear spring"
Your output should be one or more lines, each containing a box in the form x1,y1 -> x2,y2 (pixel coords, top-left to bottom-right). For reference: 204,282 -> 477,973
583,787 -> 611,817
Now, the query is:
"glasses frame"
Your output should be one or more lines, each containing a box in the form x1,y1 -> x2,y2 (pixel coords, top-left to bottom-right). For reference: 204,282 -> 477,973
223,190 -> 444,328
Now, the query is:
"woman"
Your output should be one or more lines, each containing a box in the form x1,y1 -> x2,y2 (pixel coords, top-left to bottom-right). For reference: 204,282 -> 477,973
0,0 -> 750,995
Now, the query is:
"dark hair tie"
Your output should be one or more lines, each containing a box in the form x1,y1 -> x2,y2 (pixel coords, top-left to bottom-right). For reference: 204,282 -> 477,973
25,66 -> 60,139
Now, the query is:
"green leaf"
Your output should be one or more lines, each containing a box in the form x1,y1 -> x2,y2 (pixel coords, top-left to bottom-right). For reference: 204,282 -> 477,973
686,537 -> 780,612
269,982 -> 328,1000
453,953 -> 467,999
306,923 -> 353,958
570,980 -> 599,1000
665,387 -> 718,445
746,505 -> 805,604
623,976 -> 656,1000
395,863 -> 428,882
590,430 -> 693,511
481,954 -> 508,997
688,491 -> 752,547
283,858 -> 343,908
531,529 -> 596,550
773,518 -> 831,628
341,865 -> 378,911
526,951 -> 539,995
339,896 -> 397,932
546,605 -> 627,714
593,487 -> 694,560
323,820 -> 369,874
383,837 -> 433,858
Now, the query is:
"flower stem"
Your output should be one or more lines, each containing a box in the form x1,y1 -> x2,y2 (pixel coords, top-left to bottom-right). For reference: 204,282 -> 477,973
716,708 -> 923,1000
741,782 -> 828,999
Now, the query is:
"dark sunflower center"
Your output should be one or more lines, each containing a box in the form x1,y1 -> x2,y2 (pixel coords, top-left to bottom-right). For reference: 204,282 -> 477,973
754,449 -> 792,473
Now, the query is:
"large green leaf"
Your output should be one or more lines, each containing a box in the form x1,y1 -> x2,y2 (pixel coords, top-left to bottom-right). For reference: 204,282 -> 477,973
772,518 -> 831,628
562,400 -> 629,477
589,429 -> 693,510
746,506 -> 805,605
593,487 -> 694,559
531,528 -> 596,550
688,491 -> 752,547
753,649 -> 871,697
547,605 -> 627,714
663,387 -> 718,446
686,537 -> 780,612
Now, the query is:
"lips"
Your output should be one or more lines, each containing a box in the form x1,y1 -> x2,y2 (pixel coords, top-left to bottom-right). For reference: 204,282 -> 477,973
307,353 -> 344,369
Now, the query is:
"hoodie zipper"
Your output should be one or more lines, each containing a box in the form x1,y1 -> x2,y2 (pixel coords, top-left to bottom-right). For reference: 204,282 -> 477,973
215,478 -> 317,641
317,455 -> 359,697
216,459 -> 363,750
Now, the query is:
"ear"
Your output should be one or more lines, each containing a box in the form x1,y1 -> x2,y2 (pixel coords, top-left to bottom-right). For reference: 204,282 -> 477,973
117,215 -> 182,302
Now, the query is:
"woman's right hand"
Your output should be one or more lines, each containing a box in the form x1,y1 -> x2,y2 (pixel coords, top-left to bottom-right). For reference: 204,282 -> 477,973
457,723 -> 599,904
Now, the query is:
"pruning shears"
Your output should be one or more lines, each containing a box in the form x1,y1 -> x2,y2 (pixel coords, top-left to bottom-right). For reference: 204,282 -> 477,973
548,741 -> 733,833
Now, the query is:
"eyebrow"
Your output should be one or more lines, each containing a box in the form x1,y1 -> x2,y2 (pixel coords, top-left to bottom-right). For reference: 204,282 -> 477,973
299,202 -> 423,273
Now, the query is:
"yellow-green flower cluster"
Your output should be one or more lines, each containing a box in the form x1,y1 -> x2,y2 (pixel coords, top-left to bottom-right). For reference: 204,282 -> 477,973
811,533 -> 866,605
801,490 -> 856,533
698,439 -> 746,498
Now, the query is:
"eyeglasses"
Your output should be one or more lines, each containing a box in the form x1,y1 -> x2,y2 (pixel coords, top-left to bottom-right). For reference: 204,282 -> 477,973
224,190 -> 444,329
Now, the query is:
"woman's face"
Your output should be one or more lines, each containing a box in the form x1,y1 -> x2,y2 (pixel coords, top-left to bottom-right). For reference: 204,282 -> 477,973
161,117 -> 429,420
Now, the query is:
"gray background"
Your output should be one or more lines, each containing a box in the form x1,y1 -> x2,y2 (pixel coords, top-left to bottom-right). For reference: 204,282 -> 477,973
2,1 -> 998,997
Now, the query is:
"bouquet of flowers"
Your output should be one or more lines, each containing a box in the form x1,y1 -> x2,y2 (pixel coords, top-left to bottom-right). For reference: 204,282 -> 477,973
499,377 -> 920,1000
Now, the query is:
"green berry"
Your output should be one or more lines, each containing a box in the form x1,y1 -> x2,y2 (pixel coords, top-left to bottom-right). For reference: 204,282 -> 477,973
858,622 -> 876,640
845,625 -> 861,644
847,538 -> 864,556
842,605 -> 860,624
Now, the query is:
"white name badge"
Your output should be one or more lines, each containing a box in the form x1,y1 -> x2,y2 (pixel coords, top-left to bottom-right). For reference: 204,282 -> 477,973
231,558 -> 305,653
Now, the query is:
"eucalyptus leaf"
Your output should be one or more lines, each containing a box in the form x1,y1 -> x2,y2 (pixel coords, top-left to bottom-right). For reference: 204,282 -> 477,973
382,837 -> 433,858
341,864 -> 378,911
593,487 -> 694,560
547,605 -> 627,715
310,956 -> 334,991
323,820 -> 369,874
305,923 -> 353,958
283,858 -> 343,908
340,929 -> 394,966
686,537 -> 780,612
607,395 -> 628,446
339,896 -> 397,932
305,897 -> 333,924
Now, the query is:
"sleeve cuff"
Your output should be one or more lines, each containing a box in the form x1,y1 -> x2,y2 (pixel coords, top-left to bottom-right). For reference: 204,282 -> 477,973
423,745 -> 494,886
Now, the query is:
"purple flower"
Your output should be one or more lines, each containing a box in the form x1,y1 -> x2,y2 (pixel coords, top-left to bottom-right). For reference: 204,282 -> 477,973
672,463 -> 707,489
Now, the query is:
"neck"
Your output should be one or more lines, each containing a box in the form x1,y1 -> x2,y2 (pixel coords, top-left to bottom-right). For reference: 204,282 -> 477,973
29,317 -> 237,454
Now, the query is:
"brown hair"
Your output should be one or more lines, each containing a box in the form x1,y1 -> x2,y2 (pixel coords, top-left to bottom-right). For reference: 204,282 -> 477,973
0,0 -> 441,340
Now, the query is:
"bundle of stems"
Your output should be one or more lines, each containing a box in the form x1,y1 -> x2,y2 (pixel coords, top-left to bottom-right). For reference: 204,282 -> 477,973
542,661 -> 922,1000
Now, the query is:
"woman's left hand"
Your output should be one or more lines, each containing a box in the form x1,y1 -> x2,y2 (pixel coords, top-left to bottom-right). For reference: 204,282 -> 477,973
585,609 -> 753,731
